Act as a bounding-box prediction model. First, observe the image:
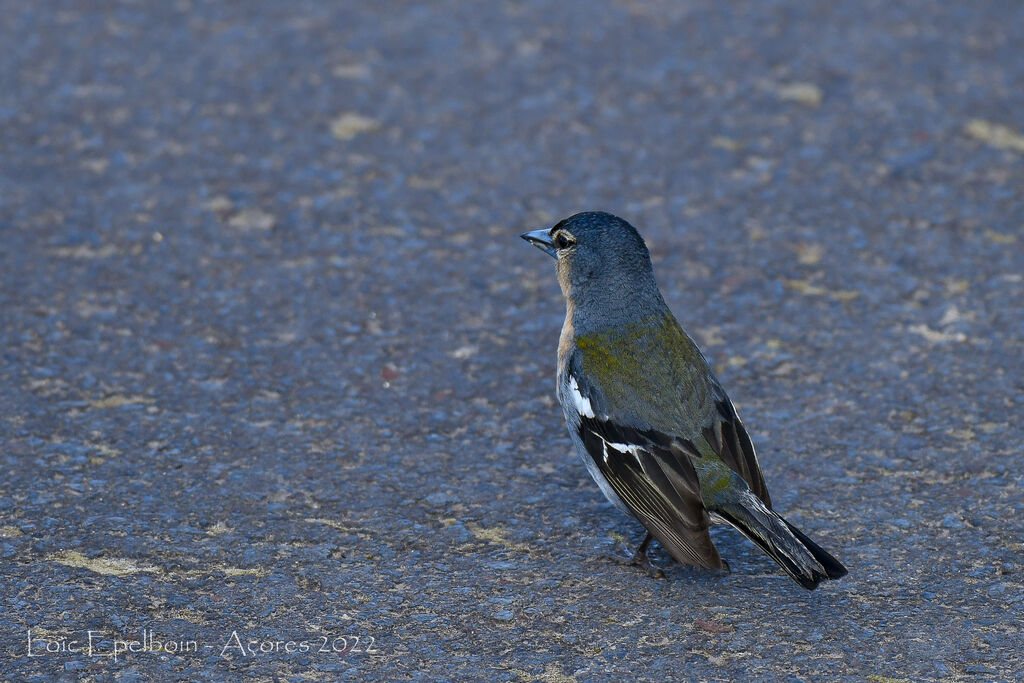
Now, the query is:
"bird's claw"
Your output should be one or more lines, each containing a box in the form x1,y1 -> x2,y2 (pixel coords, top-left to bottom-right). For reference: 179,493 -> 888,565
602,551 -> 665,578
604,534 -> 667,579
627,549 -> 666,579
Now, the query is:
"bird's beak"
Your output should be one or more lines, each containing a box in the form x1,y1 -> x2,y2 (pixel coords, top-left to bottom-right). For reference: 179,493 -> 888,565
520,229 -> 556,258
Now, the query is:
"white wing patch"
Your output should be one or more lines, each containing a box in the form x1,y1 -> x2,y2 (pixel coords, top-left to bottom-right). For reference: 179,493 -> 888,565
607,441 -> 644,457
568,375 -> 595,418
598,435 -> 644,464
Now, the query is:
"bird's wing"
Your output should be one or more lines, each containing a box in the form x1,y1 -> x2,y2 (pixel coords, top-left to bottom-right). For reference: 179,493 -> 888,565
701,383 -> 771,507
563,370 -> 725,570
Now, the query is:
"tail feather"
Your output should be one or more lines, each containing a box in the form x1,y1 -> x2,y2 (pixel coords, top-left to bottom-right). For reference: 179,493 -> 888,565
780,517 -> 848,581
715,492 -> 847,590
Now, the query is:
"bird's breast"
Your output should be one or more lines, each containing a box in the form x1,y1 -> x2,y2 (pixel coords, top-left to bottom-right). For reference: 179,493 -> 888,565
556,308 -> 575,373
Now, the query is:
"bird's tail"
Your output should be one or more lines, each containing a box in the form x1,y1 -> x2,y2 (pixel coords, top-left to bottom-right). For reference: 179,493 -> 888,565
714,491 -> 847,590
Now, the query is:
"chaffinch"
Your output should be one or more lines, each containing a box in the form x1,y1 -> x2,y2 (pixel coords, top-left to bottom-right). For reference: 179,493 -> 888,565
521,211 -> 847,589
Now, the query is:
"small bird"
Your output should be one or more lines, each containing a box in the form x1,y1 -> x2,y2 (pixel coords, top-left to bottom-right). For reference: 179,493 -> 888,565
521,211 -> 847,590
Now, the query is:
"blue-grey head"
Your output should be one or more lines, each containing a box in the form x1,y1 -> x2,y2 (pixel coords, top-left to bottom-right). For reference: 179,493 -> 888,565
520,211 -> 666,328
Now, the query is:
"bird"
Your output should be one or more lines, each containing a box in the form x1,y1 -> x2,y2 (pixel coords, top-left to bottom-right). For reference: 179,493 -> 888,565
520,211 -> 847,590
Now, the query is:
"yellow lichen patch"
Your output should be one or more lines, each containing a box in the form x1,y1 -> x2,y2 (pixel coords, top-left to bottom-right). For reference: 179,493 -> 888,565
866,676 -> 910,683
304,517 -> 360,532
82,158 -> 109,174
166,565 -> 269,579
947,428 -> 975,441
161,608 -> 209,624
897,409 -> 917,422
745,220 -> 767,240
75,299 -> 118,319
795,242 -> 822,265
203,195 -> 233,212
220,566 -> 268,577
50,550 -> 159,576
408,174 -> 444,190
206,521 -> 231,535
505,664 -> 576,683
829,290 -> 859,302
88,395 -> 154,409
696,326 -> 725,347
965,119 -> 1024,153
785,279 -> 827,296
28,378 -> 68,396
777,82 -> 823,106
330,112 -> 380,140
0,525 -> 23,537
466,522 -> 531,553
984,228 -> 1017,244
944,278 -> 969,294
332,63 -> 371,79
89,443 -> 122,457
784,279 -> 859,301
710,136 -> 740,151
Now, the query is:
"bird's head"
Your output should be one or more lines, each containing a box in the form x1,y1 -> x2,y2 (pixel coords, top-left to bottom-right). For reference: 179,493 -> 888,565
520,212 -> 662,317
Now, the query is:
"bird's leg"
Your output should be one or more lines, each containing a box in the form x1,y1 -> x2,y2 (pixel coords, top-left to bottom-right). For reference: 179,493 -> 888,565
626,532 -> 665,579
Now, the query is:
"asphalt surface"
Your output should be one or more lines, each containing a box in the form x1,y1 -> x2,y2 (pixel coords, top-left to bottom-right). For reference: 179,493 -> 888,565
2,1 -> 1023,680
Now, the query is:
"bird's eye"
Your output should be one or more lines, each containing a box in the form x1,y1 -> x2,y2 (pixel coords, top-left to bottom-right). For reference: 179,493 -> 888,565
553,232 -> 575,249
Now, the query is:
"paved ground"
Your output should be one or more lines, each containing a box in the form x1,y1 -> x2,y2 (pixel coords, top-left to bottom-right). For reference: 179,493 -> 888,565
2,1 -> 1023,680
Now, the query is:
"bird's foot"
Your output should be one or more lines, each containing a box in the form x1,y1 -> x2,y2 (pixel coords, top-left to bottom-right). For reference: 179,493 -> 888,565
627,546 -> 666,579
606,532 -> 666,578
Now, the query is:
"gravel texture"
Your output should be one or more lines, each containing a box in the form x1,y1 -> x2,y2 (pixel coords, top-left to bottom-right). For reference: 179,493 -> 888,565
2,1 -> 1023,680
